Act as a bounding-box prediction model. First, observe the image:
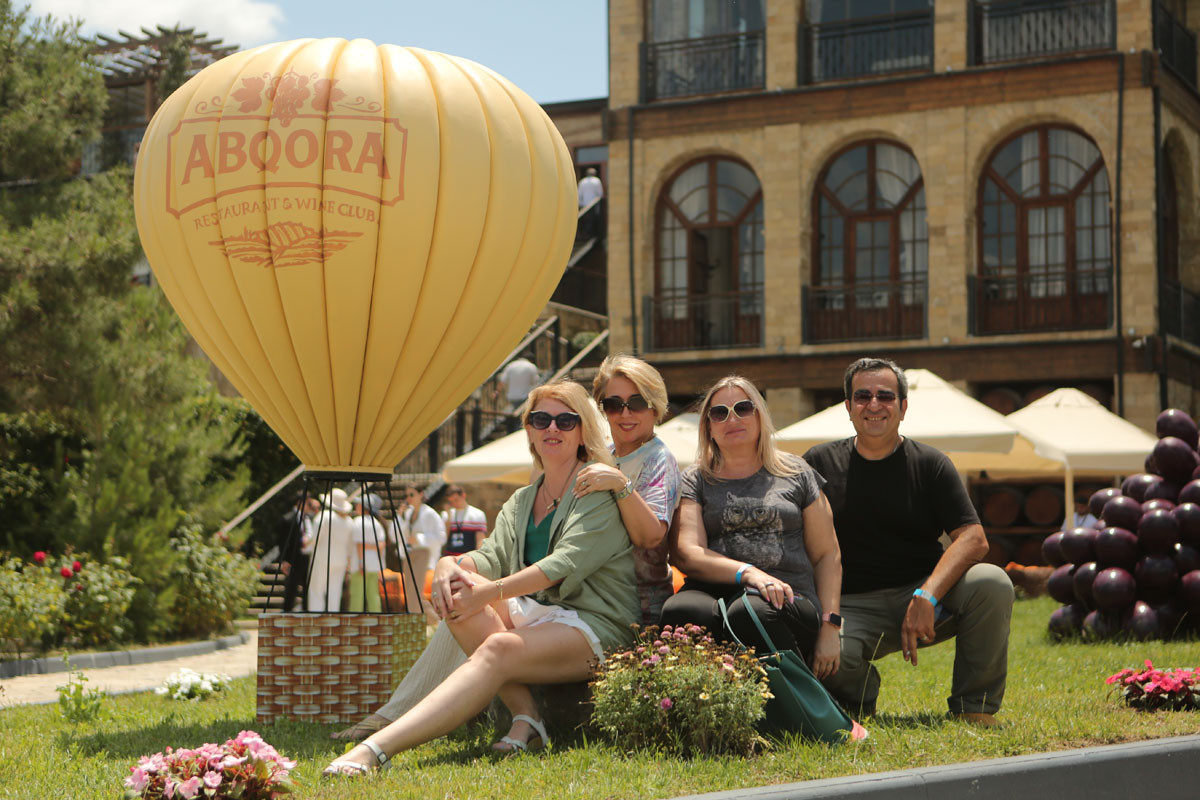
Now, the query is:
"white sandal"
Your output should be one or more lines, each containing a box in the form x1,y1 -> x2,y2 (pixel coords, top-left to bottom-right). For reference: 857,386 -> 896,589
492,714 -> 549,754
323,738 -> 391,777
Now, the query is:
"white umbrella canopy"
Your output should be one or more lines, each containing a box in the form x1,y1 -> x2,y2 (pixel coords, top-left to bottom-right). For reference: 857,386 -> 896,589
775,369 -> 1060,473
1004,388 -> 1157,475
442,414 -> 701,485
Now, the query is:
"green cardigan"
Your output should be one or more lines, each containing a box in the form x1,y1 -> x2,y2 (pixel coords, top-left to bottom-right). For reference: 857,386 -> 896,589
465,468 -> 639,652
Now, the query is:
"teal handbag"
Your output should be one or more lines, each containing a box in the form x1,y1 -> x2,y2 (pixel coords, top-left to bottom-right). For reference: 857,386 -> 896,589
719,593 -> 856,744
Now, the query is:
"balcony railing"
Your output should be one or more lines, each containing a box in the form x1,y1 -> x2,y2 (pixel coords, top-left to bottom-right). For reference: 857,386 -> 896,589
644,291 -> 763,351
641,31 -> 765,102
803,280 -> 927,343
798,10 -> 934,84
969,0 -> 1115,65
1161,280 -> 1200,347
1156,1 -> 1198,88
969,270 -> 1112,335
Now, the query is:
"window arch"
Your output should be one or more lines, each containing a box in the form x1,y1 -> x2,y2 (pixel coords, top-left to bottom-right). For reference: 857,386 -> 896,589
975,125 -> 1111,334
652,156 -> 763,350
808,140 -> 926,342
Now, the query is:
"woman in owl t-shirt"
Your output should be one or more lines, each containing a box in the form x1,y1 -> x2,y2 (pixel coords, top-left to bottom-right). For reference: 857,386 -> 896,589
662,376 -> 843,680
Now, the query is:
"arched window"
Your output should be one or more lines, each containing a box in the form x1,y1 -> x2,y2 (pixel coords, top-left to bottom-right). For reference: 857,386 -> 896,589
975,125 -> 1111,334
808,141 -> 926,342
1163,153 -> 1179,286
653,157 -> 763,350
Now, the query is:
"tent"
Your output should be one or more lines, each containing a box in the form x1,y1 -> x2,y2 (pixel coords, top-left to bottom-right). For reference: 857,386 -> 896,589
1003,387 -> 1158,501
775,369 -> 1060,473
443,414 -> 701,485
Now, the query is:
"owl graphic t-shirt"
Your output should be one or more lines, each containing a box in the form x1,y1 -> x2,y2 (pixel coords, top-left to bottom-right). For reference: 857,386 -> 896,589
679,457 -> 826,614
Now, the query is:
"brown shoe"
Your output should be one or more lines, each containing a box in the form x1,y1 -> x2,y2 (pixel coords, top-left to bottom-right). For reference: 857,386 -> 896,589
330,712 -> 391,741
951,711 -> 1002,728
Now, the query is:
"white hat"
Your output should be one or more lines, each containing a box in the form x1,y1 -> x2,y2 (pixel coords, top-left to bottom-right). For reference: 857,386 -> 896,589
322,488 -> 353,515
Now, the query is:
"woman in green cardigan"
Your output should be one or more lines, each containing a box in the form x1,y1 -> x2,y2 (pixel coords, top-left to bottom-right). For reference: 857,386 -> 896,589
325,380 -> 638,776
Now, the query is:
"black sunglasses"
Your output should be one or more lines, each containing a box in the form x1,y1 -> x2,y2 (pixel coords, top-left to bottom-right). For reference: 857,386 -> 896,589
707,400 -> 756,423
527,411 -> 581,431
601,394 -> 651,414
851,389 -> 899,404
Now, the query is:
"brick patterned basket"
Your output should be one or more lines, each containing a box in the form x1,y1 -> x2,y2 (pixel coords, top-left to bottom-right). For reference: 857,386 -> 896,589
256,612 -> 426,725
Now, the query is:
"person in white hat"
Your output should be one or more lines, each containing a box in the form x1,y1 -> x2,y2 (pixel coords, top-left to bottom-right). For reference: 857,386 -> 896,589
307,488 -> 355,612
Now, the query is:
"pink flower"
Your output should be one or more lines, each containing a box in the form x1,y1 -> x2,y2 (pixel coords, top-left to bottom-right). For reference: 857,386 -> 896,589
72,560 -> 82,573
125,768 -> 149,791
60,566 -> 73,578
164,779 -> 177,799
657,646 -> 670,655
659,697 -> 673,710
33,551 -> 46,564
203,771 -> 222,789
177,776 -> 202,799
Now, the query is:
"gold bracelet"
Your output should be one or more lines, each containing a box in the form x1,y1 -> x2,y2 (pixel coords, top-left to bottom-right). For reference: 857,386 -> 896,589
496,579 -> 504,601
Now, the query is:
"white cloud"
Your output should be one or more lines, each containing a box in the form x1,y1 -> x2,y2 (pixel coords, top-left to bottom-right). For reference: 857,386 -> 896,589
28,0 -> 285,48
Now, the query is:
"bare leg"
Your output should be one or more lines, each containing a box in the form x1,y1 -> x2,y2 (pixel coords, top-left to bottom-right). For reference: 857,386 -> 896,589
325,620 -> 595,773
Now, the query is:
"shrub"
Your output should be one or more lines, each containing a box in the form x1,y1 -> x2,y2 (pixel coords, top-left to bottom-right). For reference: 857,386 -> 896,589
56,660 -> 106,722
590,623 -> 769,756
155,668 -> 233,701
61,555 -> 139,647
166,528 -> 258,637
0,555 -> 66,658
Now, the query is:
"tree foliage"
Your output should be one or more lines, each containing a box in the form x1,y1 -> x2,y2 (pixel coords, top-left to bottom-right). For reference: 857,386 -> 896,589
0,2 -> 253,639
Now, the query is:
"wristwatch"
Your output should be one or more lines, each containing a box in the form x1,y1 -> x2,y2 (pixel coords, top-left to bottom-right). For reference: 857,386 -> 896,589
614,479 -> 634,501
821,612 -> 843,629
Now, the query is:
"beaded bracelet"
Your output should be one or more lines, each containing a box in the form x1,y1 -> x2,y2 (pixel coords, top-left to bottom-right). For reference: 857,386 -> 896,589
913,588 -> 938,607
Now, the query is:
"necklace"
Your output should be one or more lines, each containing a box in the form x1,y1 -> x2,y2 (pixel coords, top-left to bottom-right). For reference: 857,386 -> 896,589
541,460 -> 581,512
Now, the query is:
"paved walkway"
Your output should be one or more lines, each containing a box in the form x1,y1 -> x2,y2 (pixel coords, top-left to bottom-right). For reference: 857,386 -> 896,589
0,629 -> 258,707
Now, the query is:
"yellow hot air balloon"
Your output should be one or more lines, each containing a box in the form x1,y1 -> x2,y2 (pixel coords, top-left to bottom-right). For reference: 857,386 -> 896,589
134,38 -> 576,477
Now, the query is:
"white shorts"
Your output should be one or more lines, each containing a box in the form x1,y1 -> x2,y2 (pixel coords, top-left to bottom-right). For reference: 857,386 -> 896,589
506,596 -> 605,663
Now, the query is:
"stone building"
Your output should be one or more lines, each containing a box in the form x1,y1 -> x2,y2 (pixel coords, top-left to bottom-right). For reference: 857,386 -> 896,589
602,0 -> 1200,433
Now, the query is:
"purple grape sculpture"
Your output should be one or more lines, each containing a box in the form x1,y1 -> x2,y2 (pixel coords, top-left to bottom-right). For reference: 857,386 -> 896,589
1137,509 -> 1180,555
1089,487 -> 1123,519
1041,532 -> 1066,568
1121,601 -> 1160,641
1156,408 -> 1199,449
1122,473 -> 1162,502
1153,437 -> 1198,484
1102,495 -> 1143,532
1059,527 -> 1097,565
1135,555 -> 1179,605
1174,542 -> 1200,575
1094,527 -> 1139,569
1142,498 -> 1176,514
1177,479 -> 1200,506
1082,609 -> 1121,641
1048,604 -> 1086,640
1144,480 -> 1183,502
1047,564 -> 1077,605
1175,503 -> 1200,548
1073,561 -> 1100,609
1092,567 -> 1136,611
1180,570 -> 1200,615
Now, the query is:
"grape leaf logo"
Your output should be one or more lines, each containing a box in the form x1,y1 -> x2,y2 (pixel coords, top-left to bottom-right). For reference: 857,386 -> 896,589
209,222 -> 361,268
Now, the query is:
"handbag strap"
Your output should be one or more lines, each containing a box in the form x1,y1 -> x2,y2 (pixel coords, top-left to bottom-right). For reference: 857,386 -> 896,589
718,592 -> 783,657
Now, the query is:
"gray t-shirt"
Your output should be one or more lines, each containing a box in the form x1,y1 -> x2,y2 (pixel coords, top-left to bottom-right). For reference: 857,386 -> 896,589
680,458 -> 826,614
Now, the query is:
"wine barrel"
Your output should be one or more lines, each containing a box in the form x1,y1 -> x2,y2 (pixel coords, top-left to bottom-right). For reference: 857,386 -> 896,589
981,486 -> 1025,527
1016,536 -> 1047,566
1023,385 -> 1056,406
983,534 -> 1013,566
1024,485 -> 1065,527
979,387 -> 1023,415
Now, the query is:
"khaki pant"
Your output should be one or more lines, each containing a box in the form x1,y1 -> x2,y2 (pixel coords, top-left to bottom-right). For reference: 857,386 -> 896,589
347,571 -> 382,612
822,563 -> 1014,715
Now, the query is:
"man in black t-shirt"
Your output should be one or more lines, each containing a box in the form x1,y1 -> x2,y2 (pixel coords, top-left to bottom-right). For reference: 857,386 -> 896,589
804,358 -> 1013,727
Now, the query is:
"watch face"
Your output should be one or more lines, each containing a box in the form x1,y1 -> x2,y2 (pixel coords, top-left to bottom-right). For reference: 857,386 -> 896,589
825,612 -> 843,628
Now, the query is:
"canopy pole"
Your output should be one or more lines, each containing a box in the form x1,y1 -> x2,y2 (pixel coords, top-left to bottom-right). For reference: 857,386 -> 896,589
1063,467 -> 1075,529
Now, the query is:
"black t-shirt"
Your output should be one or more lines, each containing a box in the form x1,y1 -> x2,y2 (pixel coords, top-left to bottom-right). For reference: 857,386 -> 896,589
803,437 -> 979,594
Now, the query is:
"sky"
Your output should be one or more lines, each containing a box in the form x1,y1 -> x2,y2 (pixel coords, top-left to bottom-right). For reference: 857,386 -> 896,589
26,0 -> 609,104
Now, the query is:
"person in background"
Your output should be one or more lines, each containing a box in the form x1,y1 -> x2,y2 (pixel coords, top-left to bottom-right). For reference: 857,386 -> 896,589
803,357 -> 1014,727
497,351 -> 542,431
662,376 -> 844,686
324,380 -> 637,775
396,484 -> 446,620
348,494 -> 392,613
577,166 -> 603,208
307,488 -> 354,612
441,485 -> 488,558
1062,490 -> 1099,532
278,494 -> 319,612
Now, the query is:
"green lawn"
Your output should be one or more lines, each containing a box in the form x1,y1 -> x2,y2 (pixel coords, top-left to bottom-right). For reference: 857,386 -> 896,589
2,596 -> 1198,800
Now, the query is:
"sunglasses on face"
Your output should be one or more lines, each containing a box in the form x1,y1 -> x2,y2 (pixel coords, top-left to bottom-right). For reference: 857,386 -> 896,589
601,394 -> 651,414
707,400 -> 756,423
527,411 -> 582,431
851,389 -> 899,405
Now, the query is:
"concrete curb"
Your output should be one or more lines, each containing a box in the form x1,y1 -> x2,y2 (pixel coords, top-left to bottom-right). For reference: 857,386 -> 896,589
679,734 -> 1200,800
0,631 -> 251,679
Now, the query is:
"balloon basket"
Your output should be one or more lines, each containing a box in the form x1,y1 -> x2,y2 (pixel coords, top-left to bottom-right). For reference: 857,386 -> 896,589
256,611 -> 427,725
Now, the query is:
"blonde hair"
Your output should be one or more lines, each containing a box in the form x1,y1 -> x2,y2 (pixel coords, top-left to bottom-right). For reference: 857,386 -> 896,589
525,380 -> 616,470
591,353 -> 669,423
695,375 -> 802,482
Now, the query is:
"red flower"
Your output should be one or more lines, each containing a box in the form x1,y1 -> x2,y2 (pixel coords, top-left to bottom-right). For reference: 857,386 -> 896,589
72,560 -> 82,573
75,584 -> 83,592
60,566 -> 73,578
33,551 -> 46,564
